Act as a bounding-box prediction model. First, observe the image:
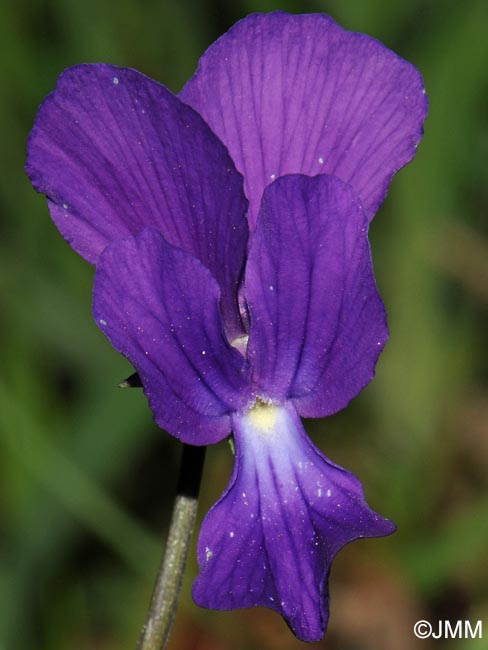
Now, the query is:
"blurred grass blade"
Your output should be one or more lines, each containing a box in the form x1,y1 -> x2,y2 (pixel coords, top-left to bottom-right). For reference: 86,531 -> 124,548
0,381 -> 160,579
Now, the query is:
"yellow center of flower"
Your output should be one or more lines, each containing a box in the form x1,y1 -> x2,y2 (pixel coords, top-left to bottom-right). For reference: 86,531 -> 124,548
246,400 -> 279,433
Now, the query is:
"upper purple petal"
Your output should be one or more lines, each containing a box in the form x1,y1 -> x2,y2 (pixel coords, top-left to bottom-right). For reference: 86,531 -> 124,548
26,64 -> 249,336
180,11 -> 428,227
245,174 -> 388,417
92,228 -> 252,445
193,402 -> 394,641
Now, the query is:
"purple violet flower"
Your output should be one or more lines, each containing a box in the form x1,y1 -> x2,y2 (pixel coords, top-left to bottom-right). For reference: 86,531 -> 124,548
26,12 -> 427,641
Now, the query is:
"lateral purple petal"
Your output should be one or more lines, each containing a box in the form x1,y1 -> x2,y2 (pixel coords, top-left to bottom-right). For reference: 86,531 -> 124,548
27,64 -> 249,336
180,11 -> 427,227
245,174 -> 388,417
92,228 -> 252,445
193,403 -> 394,641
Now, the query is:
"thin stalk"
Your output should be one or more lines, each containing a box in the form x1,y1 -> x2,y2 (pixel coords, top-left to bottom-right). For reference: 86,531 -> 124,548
137,444 -> 206,650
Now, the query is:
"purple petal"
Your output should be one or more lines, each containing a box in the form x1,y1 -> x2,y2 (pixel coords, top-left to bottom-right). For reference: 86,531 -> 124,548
180,11 -> 427,227
27,64 -> 249,336
245,174 -> 388,418
92,228 -> 252,444
193,402 -> 394,641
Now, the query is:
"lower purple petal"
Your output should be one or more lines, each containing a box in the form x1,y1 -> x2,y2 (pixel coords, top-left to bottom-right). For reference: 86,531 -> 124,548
193,402 -> 394,641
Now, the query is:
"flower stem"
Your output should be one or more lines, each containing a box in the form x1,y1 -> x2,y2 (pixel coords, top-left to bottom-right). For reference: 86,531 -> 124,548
137,444 -> 206,650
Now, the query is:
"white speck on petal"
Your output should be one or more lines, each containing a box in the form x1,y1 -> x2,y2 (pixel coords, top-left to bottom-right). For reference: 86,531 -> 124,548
317,488 -> 322,497
318,156 -> 324,164
112,77 -> 119,85
205,546 -> 213,561
269,285 -> 274,291
201,350 -> 206,355
326,489 -> 332,497
99,319 -> 107,326
62,203 -> 68,210
229,531 -> 234,538
270,173 -> 276,180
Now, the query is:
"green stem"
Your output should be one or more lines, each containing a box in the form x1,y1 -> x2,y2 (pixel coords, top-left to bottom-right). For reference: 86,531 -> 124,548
137,444 -> 206,650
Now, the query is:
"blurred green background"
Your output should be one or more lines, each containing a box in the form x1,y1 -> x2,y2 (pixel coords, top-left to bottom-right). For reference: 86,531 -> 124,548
1,0 -> 487,648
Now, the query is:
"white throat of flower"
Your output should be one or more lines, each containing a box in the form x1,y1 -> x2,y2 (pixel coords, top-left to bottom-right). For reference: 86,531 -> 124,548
246,399 -> 280,434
